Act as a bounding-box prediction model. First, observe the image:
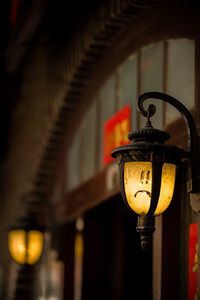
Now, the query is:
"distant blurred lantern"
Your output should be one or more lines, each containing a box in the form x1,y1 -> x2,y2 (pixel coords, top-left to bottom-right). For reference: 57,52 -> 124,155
8,192 -> 45,265
8,217 -> 44,265
112,92 -> 200,249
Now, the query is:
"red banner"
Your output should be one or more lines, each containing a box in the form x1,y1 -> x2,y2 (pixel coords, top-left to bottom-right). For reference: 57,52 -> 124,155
189,223 -> 198,300
103,105 -> 131,165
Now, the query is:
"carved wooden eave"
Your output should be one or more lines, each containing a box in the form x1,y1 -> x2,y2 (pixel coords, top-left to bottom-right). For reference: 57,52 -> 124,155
32,0 -> 161,195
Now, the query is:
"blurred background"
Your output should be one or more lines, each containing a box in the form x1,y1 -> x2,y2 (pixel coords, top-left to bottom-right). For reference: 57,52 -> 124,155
0,0 -> 199,299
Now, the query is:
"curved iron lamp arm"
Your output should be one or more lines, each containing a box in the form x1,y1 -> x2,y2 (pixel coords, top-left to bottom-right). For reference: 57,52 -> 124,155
138,92 -> 200,193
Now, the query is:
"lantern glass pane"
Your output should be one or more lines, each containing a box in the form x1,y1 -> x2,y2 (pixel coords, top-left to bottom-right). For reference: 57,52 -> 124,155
124,162 -> 176,216
8,229 -> 44,265
154,163 -> 176,216
124,162 -> 152,215
27,230 -> 44,265
8,230 -> 27,264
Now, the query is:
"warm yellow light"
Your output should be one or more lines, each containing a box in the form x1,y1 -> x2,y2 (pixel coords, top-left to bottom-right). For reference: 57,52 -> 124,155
154,163 -> 176,215
75,233 -> 84,258
124,162 -> 176,216
8,230 -> 44,265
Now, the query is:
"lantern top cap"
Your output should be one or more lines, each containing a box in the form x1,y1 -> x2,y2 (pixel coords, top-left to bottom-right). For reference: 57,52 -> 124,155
111,120 -> 188,162
128,122 -> 170,144
8,216 -> 45,232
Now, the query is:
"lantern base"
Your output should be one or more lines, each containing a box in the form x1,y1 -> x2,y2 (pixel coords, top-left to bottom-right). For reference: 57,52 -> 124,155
136,215 -> 155,250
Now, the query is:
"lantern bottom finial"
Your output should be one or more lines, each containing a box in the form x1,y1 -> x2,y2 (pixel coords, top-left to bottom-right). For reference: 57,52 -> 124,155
136,215 -> 155,250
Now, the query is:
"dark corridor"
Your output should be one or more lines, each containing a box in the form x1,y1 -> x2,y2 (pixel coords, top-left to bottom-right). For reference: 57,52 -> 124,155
82,195 -> 152,300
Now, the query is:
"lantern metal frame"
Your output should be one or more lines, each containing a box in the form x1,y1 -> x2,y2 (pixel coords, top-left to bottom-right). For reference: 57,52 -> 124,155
137,92 -> 200,193
112,92 -> 200,249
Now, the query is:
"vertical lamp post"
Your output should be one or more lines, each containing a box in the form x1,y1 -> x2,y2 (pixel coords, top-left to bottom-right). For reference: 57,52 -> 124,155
112,92 -> 200,250
8,192 -> 45,299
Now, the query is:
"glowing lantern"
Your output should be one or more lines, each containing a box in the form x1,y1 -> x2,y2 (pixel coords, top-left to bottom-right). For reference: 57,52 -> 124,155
111,92 -> 200,249
8,216 -> 44,265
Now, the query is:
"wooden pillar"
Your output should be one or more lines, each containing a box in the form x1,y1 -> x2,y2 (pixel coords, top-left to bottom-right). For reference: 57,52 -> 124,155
190,195 -> 200,296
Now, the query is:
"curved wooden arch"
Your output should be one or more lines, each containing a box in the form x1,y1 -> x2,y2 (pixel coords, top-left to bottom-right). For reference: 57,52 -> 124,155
33,0 -> 200,200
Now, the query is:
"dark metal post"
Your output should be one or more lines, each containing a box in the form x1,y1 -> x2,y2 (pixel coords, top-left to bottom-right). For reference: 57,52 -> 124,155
12,264 -> 36,300
9,191 -> 46,299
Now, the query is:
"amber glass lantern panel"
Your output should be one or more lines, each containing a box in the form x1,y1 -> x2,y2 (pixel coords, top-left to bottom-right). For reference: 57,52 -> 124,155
124,161 -> 176,216
8,229 -> 44,265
